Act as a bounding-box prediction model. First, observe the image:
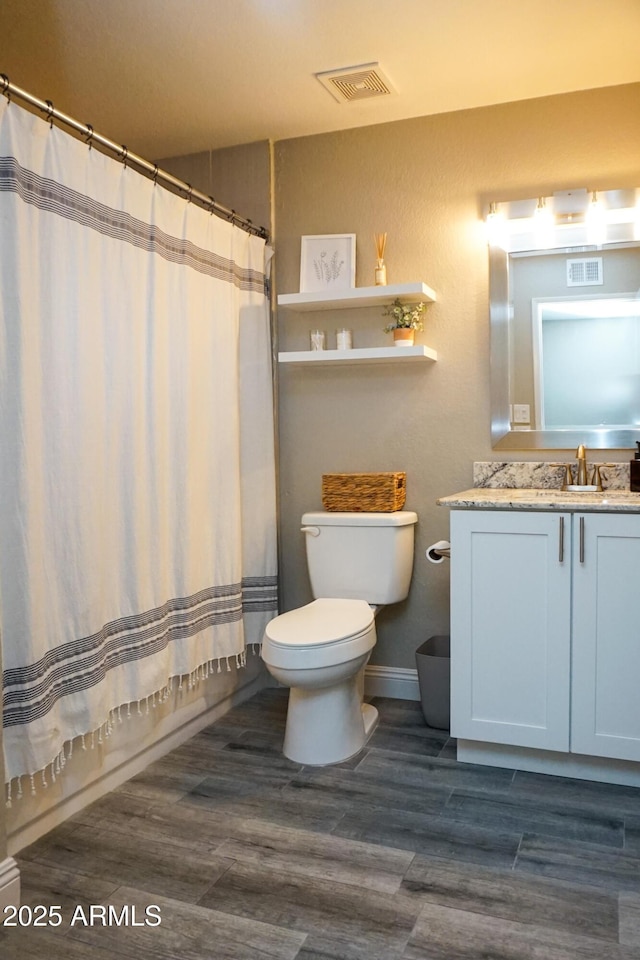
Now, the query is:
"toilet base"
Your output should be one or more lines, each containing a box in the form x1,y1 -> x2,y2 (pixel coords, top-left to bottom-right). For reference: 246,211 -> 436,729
362,701 -> 379,740
283,675 -> 378,766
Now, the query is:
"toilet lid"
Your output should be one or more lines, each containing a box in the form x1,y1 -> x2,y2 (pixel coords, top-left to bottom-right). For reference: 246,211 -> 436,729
265,598 -> 374,648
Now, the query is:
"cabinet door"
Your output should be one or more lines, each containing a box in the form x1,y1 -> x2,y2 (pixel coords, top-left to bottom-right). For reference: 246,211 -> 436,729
450,510 -> 571,751
571,513 -> 640,762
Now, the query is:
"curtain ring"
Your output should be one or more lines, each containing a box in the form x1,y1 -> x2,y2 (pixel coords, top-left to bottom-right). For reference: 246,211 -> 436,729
0,74 -> 10,102
45,100 -> 54,128
152,163 -> 159,185
84,123 -> 94,150
208,196 -> 216,215
120,145 -> 128,168
186,183 -> 193,203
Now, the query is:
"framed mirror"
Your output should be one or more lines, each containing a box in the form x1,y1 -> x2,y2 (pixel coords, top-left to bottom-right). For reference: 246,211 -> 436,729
490,189 -> 640,449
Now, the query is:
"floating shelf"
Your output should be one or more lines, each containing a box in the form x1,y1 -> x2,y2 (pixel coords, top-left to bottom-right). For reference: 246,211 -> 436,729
277,282 -> 437,312
278,345 -> 438,366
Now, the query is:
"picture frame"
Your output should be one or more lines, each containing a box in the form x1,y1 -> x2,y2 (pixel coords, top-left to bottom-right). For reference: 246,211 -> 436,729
300,234 -> 356,293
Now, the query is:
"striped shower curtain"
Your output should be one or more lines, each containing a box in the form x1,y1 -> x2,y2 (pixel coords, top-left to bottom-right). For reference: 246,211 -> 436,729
0,98 -> 277,794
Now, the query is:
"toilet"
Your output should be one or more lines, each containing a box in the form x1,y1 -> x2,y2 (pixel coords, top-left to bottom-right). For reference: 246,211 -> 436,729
261,510 -> 418,765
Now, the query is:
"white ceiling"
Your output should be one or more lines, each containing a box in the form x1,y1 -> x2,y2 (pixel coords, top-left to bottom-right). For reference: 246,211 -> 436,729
2,0 -> 640,160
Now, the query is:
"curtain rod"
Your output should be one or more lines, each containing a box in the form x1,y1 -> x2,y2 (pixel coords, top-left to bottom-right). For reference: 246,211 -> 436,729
0,75 -> 270,241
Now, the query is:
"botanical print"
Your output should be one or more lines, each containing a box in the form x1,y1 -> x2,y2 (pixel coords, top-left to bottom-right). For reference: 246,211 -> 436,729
300,234 -> 355,292
313,247 -> 345,286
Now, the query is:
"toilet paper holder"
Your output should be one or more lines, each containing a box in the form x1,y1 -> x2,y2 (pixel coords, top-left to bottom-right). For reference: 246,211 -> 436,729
426,540 -> 451,563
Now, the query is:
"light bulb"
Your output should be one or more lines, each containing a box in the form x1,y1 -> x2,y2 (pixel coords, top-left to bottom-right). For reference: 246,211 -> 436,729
586,191 -> 606,245
533,197 -> 555,249
486,203 -> 507,249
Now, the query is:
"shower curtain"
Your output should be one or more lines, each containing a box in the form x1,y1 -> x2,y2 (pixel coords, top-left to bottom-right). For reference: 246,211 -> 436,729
0,98 -> 277,794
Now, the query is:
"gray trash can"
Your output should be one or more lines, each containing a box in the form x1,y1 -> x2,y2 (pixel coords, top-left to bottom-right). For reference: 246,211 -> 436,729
415,635 -> 450,730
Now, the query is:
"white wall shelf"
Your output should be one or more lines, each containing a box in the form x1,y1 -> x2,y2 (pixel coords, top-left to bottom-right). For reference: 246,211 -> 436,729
277,281 -> 437,312
278,345 -> 437,366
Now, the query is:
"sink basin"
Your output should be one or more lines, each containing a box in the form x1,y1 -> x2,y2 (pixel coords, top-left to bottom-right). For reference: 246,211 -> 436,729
566,485 -> 598,492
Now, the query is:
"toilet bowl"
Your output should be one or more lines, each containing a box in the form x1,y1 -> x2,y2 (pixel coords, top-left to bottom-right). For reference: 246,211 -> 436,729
262,509 -> 418,766
262,598 -> 378,765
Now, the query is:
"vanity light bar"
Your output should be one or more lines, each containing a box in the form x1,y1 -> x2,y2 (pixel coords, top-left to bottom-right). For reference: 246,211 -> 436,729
485,187 -> 640,251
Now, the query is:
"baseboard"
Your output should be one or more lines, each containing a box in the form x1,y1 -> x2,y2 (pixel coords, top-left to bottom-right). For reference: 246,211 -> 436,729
8,670 -> 269,855
0,857 -> 20,910
364,664 -> 420,701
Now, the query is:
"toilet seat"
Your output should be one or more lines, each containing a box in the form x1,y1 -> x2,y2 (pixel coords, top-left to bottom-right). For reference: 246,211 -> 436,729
262,598 -> 375,670
265,598 -> 373,647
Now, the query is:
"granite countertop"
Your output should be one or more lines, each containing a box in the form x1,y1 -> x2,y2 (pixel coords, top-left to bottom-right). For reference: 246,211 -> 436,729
437,488 -> 640,513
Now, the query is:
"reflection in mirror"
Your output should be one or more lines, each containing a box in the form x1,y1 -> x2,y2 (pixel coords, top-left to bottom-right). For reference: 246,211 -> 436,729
489,188 -> 640,450
534,294 -> 640,429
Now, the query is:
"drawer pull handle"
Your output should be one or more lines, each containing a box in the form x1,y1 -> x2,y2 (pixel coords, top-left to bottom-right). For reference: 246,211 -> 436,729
580,516 -> 585,563
558,516 -> 565,562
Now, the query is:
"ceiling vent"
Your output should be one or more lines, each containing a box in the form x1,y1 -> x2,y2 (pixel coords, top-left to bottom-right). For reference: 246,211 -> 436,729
315,63 -> 396,104
566,257 -> 603,286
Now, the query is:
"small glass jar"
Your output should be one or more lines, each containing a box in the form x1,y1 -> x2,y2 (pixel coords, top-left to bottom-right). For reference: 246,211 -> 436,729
309,329 -> 326,351
336,328 -> 353,350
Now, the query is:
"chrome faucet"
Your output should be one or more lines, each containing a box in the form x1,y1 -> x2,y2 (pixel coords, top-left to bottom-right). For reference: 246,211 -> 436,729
575,444 -> 588,486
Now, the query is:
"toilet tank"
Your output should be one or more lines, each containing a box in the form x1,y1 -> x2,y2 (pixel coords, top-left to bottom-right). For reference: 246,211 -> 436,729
301,510 -> 418,604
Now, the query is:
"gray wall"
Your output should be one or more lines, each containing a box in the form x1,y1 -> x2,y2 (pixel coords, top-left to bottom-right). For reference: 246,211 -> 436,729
273,83 -> 640,670
157,141 -> 272,236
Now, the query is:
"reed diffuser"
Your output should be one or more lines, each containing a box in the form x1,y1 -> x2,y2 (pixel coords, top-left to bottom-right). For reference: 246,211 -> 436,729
374,233 -> 387,285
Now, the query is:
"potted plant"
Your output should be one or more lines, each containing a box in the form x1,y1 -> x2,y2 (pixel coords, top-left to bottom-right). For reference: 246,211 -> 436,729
383,298 -> 426,346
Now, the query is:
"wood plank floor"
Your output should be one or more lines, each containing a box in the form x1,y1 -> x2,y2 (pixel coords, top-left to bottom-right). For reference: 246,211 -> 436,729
2,688 -> 640,959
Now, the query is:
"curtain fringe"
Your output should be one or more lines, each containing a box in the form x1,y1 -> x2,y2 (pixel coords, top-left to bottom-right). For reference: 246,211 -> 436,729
4,646 -> 262,808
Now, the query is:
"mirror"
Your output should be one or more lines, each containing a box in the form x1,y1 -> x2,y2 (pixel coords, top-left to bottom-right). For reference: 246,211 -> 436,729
533,291 -> 640,430
490,191 -> 640,450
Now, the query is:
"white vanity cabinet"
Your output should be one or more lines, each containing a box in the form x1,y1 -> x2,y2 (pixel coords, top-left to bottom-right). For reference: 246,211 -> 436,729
571,513 -> 640,762
450,508 -> 640,764
450,510 -> 572,752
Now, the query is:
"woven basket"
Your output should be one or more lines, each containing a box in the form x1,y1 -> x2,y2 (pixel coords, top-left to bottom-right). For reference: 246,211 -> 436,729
321,472 -> 406,512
